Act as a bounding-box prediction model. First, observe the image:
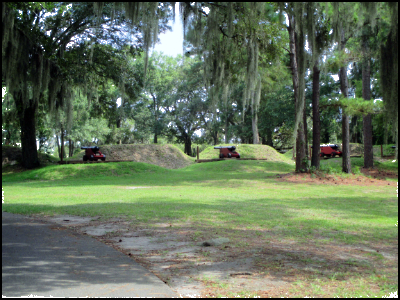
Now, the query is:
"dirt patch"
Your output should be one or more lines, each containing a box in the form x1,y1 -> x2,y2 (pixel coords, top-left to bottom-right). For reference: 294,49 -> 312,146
30,214 -> 398,297
276,168 -> 397,187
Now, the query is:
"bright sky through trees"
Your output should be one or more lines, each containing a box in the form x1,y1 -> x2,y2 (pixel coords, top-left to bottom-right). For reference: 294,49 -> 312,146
116,3 -> 183,108
152,3 -> 183,57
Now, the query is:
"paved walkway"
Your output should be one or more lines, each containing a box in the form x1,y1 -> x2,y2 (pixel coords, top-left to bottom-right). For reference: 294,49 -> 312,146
2,212 -> 177,297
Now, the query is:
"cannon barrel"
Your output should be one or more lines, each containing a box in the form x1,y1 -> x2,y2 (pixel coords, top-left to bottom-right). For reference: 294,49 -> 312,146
214,146 -> 236,150
81,146 -> 100,150
311,144 -> 339,148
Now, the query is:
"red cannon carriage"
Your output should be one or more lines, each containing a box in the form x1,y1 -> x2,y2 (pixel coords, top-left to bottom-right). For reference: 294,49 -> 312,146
312,144 -> 342,158
214,146 -> 241,158
81,146 -> 106,161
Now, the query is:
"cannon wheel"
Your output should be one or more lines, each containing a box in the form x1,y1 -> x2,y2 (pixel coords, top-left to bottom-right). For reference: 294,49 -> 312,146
220,154 -> 224,158
228,153 -> 232,158
83,155 -> 88,161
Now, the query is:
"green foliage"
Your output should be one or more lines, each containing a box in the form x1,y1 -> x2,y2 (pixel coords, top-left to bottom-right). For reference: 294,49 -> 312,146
259,84 -> 295,146
2,91 -> 20,146
339,97 -> 383,116
3,1 -> 396,164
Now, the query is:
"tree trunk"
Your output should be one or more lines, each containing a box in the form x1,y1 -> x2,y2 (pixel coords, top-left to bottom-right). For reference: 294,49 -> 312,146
116,117 -> 122,144
362,35 -> 373,168
296,126 -> 307,172
15,92 -> 40,169
184,135 -> 192,156
56,135 -> 60,158
153,94 -> 158,144
339,31 -> 351,173
5,131 -> 11,145
213,132 -> 218,145
69,139 -> 73,158
251,98 -> 260,144
311,60 -> 320,169
342,113 -> 351,172
395,116 -> 399,160
288,13 -> 307,172
303,104 -> 308,158
154,131 -> 158,144
363,113 -> 373,167
60,124 -> 65,161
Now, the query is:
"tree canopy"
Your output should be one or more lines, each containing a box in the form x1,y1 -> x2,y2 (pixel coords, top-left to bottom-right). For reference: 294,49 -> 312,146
2,2 -> 398,169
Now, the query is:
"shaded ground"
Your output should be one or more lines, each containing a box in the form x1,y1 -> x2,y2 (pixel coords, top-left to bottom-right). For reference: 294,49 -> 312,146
2,145 -> 55,166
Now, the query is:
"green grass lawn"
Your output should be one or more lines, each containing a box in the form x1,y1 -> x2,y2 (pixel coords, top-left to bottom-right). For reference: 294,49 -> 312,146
2,158 -> 398,297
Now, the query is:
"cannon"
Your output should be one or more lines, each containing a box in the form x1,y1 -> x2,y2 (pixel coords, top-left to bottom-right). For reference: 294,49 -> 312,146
311,144 -> 342,158
81,146 -> 106,161
214,146 -> 240,158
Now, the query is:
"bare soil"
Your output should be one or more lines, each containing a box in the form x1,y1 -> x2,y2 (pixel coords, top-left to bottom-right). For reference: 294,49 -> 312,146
276,168 -> 398,187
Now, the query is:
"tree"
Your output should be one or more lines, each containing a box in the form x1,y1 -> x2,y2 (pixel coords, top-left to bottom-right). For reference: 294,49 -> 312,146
339,53 -> 351,173
301,3 -> 332,170
328,2 -> 359,173
2,92 -> 20,146
379,3 -> 398,159
167,57 -> 207,155
135,52 -> 181,144
259,84 -> 295,147
181,2 -> 287,146
286,3 -> 308,172
2,2 -> 173,168
361,21 -> 374,168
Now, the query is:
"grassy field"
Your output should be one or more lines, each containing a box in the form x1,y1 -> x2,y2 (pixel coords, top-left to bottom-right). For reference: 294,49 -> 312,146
2,156 -> 398,297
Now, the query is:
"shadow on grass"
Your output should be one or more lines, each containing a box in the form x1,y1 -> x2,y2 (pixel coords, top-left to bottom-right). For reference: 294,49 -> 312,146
3,192 -> 397,243
2,206 -> 397,298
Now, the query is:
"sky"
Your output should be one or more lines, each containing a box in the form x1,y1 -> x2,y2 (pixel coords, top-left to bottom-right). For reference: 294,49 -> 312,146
152,3 -> 184,57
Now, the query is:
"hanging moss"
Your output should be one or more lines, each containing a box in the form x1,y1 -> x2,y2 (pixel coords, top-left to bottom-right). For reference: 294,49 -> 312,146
2,3 -> 72,125
289,3 -> 307,141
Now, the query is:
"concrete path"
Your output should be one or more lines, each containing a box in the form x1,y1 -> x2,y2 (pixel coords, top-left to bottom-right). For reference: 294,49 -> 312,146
2,212 -> 178,297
